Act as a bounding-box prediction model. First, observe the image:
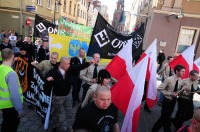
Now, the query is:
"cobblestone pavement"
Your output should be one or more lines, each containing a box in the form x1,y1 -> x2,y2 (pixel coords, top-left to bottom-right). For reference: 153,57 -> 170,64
1,78 -> 200,132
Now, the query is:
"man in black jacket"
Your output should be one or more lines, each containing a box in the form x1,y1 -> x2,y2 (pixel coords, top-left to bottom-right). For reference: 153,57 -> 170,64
70,48 -> 86,105
46,56 -> 94,132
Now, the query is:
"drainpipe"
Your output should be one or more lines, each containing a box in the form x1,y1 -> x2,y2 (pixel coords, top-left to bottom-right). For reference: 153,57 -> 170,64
19,0 -> 23,38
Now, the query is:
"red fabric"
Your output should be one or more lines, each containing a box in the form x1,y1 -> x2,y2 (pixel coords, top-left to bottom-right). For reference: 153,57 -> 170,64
106,55 -> 127,80
111,74 -> 134,114
169,54 -> 189,79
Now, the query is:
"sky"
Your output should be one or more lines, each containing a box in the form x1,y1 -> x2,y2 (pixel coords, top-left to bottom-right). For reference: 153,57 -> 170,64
99,0 -> 132,21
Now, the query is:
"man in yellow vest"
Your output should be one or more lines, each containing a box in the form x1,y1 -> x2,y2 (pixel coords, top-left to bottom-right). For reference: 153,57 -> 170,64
0,48 -> 23,132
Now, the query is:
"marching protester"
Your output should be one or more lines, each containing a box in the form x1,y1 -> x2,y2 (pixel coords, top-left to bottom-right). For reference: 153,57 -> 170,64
0,48 -> 23,132
23,37 -> 36,60
152,64 -> 185,132
46,56 -> 94,132
157,49 -> 165,71
31,52 -> 59,78
81,69 -> 111,108
157,56 -> 174,105
14,46 -> 33,64
177,107 -> 200,132
0,37 -> 12,51
173,70 -> 200,130
37,40 -> 50,63
0,30 -> 6,43
80,53 -> 102,101
72,85 -> 120,132
70,48 -> 86,106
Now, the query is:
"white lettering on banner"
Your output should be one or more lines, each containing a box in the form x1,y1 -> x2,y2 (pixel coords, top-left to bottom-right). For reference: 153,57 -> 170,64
26,91 -> 35,100
48,27 -> 57,34
33,68 -> 44,90
36,22 -> 46,32
30,81 -> 39,94
94,29 -> 110,48
39,91 -> 51,104
111,38 -> 127,49
132,34 -> 142,48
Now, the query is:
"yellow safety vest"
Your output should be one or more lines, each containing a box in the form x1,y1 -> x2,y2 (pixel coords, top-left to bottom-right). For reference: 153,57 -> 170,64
0,64 -> 23,109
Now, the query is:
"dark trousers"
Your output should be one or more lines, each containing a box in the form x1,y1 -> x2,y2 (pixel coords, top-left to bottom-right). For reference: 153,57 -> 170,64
72,78 -> 82,102
152,97 -> 176,132
1,107 -> 20,132
173,97 -> 194,130
81,83 -> 91,101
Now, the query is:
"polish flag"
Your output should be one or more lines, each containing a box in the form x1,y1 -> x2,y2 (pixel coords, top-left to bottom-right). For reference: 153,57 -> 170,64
142,39 -> 158,108
105,39 -> 133,80
169,44 -> 195,79
111,55 -> 149,132
193,57 -> 200,73
135,39 -> 158,108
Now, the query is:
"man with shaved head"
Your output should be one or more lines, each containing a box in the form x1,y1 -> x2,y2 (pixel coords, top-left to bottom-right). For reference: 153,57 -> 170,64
72,86 -> 120,132
47,56 -> 94,132
177,107 -> 200,132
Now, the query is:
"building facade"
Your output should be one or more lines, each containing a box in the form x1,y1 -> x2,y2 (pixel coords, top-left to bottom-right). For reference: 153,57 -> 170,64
0,0 -> 88,38
137,0 -> 200,60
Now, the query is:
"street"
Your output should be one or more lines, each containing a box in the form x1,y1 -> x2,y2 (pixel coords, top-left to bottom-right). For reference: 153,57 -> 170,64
0,77 -> 200,132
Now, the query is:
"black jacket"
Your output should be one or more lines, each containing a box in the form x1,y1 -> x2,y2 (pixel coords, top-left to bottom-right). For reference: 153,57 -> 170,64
37,46 -> 49,62
0,42 -> 12,51
70,57 -> 86,78
47,62 -> 90,96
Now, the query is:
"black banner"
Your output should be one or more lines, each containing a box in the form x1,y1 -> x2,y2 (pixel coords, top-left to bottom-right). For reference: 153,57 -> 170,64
34,14 -> 56,40
87,13 -> 144,61
24,67 -> 52,120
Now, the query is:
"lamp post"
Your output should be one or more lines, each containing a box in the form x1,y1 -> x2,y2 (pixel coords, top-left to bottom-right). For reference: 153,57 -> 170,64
53,0 -> 62,24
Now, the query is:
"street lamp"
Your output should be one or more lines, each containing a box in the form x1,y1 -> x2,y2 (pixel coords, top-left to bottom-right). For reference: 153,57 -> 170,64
54,0 -> 62,24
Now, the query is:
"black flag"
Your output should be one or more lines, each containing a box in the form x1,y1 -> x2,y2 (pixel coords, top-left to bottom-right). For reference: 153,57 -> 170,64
34,14 -> 56,40
87,13 -> 144,61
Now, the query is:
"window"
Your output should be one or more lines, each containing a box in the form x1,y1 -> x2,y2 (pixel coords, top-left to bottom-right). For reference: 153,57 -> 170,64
47,0 -> 51,9
69,1 -> 72,15
176,27 -> 197,53
55,1 -> 59,12
73,4 -> 76,16
63,0 -> 66,12
37,0 -> 42,6
77,4 -> 80,17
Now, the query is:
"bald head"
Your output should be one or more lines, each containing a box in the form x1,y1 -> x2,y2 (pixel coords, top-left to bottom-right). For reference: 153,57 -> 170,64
94,85 -> 110,96
59,56 -> 70,71
94,85 -> 111,110
193,107 -> 200,121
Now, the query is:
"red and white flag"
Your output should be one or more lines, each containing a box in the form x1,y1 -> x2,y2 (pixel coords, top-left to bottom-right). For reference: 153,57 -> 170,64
193,57 -> 200,73
111,55 -> 149,132
106,39 -> 133,80
169,44 -> 195,79
142,39 -> 158,108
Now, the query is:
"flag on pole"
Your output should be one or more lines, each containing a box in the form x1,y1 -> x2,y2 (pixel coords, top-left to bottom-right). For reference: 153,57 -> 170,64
141,39 -> 158,108
169,44 -> 195,79
106,39 -> 133,80
194,57 -> 200,73
111,55 -> 149,132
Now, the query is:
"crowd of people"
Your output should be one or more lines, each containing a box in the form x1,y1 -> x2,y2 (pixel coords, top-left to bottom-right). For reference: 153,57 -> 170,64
0,30 -> 200,132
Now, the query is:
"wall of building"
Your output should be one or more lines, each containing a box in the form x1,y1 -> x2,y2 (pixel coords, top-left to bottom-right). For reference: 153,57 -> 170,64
144,11 -> 200,60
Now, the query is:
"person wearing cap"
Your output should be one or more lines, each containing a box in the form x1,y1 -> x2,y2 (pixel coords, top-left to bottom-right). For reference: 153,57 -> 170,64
37,40 -> 49,63
14,46 -> 33,63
